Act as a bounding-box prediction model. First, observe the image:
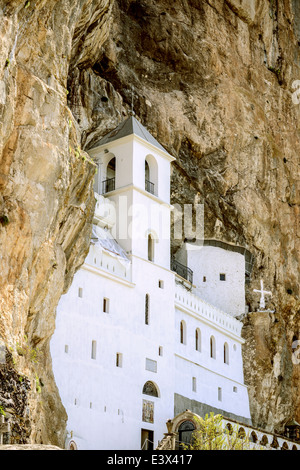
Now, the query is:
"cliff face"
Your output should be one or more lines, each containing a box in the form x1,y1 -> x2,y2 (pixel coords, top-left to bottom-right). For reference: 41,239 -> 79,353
0,0 -> 299,445
0,0 -> 112,445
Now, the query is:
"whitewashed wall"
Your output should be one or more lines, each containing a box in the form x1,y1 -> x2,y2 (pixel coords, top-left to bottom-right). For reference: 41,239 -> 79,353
176,244 -> 246,317
51,250 -> 176,450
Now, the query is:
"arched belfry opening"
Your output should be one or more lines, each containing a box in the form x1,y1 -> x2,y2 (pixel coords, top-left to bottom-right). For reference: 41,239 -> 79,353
145,155 -> 158,196
103,156 -> 116,194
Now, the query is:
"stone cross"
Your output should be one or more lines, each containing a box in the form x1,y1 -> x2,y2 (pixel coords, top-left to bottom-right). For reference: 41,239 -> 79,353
0,415 -> 10,444
253,280 -> 272,310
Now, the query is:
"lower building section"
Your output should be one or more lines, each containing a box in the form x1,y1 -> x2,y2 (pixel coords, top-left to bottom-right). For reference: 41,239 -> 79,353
174,393 -> 252,427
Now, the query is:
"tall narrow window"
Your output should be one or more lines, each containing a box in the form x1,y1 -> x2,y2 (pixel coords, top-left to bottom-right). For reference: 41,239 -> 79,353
210,336 -> 216,359
180,321 -> 186,345
145,294 -> 150,325
224,342 -> 229,364
195,328 -> 201,352
148,234 -> 154,262
91,340 -> 97,360
103,297 -> 109,313
192,377 -> 197,392
218,387 -> 222,401
116,353 -> 123,368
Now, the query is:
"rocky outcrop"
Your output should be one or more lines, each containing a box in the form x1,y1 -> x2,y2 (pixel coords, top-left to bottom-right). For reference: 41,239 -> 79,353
0,0 -> 113,446
0,0 -> 299,445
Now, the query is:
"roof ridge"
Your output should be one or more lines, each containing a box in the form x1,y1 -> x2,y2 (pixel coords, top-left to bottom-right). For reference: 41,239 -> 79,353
91,115 -> 170,156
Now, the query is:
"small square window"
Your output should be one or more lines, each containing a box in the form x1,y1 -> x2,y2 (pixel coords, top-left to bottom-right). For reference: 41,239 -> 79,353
220,273 -> 226,281
233,386 -> 238,393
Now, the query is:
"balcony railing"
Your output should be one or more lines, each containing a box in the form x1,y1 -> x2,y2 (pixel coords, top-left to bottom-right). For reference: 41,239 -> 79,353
102,177 -> 115,194
171,259 -> 193,284
145,179 -> 155,195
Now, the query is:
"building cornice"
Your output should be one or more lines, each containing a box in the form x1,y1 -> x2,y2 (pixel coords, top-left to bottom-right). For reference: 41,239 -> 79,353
82,262 -> 135,288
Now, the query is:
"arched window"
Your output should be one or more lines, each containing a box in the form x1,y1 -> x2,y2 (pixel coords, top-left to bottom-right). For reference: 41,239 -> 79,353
210,336 -> 216,359
103,157 -> 116,193
145,294 -> 150,325
270,436 -> 279,449
148,234 -> 155,262
226,423 -> 233,436
107,157 -> 115,178
250,431 -> 258,443
145,155 -> 158,195
142,381 -> 159,398
180,321 -> 186,345
224,342 -> 229,364
260,435 -> 268,447
68,440 -> 78,450
195,328 -> 201,352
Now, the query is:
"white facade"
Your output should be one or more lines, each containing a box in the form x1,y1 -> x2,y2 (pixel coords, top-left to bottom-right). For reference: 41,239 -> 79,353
174,284 -> 249,419
175,243 -> 246,317
50,116 -> 252,450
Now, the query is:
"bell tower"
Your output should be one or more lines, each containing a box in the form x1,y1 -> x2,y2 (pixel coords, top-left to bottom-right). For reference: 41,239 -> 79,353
88,115 -> 175,270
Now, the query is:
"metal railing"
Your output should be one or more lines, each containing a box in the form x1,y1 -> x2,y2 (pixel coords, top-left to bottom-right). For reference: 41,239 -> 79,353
171,259 -> 193,284
145,179 -> 155,195
102,177 -> 115,194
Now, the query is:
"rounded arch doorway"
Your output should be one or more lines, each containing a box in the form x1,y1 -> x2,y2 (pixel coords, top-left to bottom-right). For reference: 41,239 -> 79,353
178,420 -> 196,449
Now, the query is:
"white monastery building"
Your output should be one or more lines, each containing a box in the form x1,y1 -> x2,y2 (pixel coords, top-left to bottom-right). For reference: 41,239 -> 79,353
50,116 -> 253,450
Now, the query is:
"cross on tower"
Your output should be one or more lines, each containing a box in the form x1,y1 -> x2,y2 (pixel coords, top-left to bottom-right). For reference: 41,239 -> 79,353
253,279 -> 272,310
